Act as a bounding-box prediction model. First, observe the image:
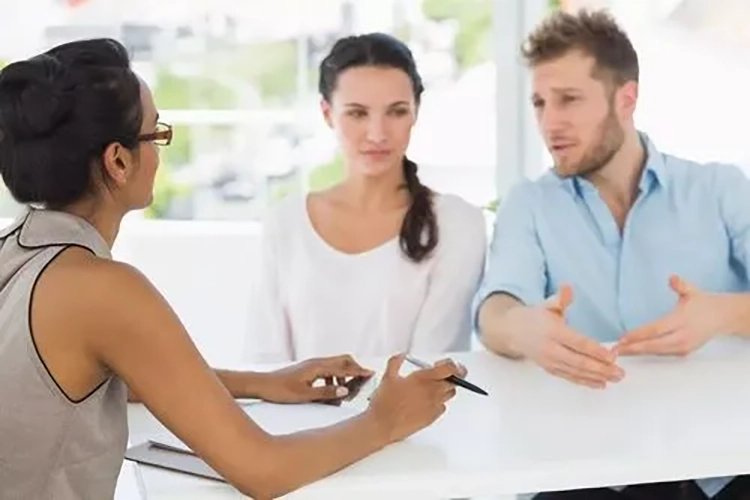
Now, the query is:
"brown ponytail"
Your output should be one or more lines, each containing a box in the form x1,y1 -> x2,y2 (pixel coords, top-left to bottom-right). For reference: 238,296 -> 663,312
399,156 -> 438,263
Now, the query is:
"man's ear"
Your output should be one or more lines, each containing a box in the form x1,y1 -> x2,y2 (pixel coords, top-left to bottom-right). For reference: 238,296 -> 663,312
617,81 -> 638,119
320,99 -> 333,129
101,142 -> 134,187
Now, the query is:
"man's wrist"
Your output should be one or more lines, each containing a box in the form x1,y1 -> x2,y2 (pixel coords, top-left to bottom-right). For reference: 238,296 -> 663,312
478,294 -> 528,359
502,305 -> 533,358
722,293 -> 750,338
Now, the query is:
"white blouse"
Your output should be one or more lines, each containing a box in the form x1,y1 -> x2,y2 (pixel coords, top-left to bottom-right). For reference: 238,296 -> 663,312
248,192 -> 487,362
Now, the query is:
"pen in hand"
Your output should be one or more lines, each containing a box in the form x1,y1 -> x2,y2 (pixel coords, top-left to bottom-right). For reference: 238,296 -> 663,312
404,355 -> 488,396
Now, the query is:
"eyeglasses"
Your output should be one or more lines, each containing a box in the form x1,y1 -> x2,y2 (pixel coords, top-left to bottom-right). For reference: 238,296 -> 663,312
138,122 -> 173,146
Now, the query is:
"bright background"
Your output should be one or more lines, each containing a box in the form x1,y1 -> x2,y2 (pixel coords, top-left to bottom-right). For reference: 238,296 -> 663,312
0,0 -> 748,366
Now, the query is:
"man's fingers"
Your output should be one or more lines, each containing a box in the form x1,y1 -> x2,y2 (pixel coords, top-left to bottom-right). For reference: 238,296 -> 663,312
543,284 -> 574,314
669,274 -> 696,298
549,367 -> 605,389
553,325 -> 615,364
616,330 -> 690,356
618,315 -> 678,347
548,366 -> 606,389
547,341 -> 622,383
559,349 -> 623,382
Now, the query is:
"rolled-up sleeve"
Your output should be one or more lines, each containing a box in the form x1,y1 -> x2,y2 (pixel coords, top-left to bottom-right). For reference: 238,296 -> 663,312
715,163 -> 750,281
472,181 -> 547,328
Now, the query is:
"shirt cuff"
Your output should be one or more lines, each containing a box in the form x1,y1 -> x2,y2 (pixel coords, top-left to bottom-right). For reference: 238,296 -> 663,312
471,284 -> 537,334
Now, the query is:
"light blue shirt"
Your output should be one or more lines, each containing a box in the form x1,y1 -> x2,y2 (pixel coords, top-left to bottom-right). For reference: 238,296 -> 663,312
476,132 -> 750,497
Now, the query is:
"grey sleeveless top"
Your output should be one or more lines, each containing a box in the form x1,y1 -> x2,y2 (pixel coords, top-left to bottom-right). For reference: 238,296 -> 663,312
0,209 -> 128,500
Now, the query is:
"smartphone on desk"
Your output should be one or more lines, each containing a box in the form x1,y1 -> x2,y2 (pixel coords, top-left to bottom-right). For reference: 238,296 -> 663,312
318,374 -> 375,405
343,374 -> 373,400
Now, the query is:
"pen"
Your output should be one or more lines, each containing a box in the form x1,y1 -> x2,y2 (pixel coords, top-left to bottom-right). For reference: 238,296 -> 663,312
404,355 -> 488,396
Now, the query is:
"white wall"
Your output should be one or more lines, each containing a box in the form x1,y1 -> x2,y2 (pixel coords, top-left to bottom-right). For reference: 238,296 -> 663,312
112,220 -> 264,369
0,211 -> 493,369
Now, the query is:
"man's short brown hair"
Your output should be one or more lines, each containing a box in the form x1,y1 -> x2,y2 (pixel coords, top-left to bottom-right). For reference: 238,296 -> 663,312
522,9 -> 639,86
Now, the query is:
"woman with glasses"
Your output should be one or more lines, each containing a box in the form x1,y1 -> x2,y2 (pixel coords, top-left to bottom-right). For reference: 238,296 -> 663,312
0,38 -> 464,500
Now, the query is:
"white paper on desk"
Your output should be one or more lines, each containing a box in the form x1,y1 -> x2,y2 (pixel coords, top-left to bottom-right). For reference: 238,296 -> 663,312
149,403 -> 361,453
245,402 -> 362,435
114,460 -> 147,499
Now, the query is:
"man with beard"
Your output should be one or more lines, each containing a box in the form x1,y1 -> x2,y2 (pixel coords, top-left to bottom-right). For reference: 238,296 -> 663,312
474,8 -> 750,500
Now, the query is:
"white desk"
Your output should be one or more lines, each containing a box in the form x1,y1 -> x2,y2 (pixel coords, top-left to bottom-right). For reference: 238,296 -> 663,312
124,337 -> 750,499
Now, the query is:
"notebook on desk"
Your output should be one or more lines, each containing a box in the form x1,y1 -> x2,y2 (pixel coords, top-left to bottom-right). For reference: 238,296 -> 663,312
126,401 -> 363,481
125,441 -> 225,482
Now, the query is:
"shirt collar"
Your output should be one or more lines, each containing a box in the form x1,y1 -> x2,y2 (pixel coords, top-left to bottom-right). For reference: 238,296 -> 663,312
639,131 -> 667,191
558,131 -> 667,197
0,208 -> 111,259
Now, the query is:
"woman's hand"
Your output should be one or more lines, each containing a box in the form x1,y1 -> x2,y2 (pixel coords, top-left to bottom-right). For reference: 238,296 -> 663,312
261,355 -> 374,404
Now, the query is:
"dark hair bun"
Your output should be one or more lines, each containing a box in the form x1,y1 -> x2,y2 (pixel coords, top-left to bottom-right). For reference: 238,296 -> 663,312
0,38 -> 142,208
0,54 -> 74,141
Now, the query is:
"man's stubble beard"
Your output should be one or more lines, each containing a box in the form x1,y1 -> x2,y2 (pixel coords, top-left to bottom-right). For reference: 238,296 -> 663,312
556,104 -> 625,179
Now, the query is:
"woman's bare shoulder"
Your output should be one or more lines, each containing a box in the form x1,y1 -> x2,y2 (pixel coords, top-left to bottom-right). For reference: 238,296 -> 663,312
40,246 -> 158,313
